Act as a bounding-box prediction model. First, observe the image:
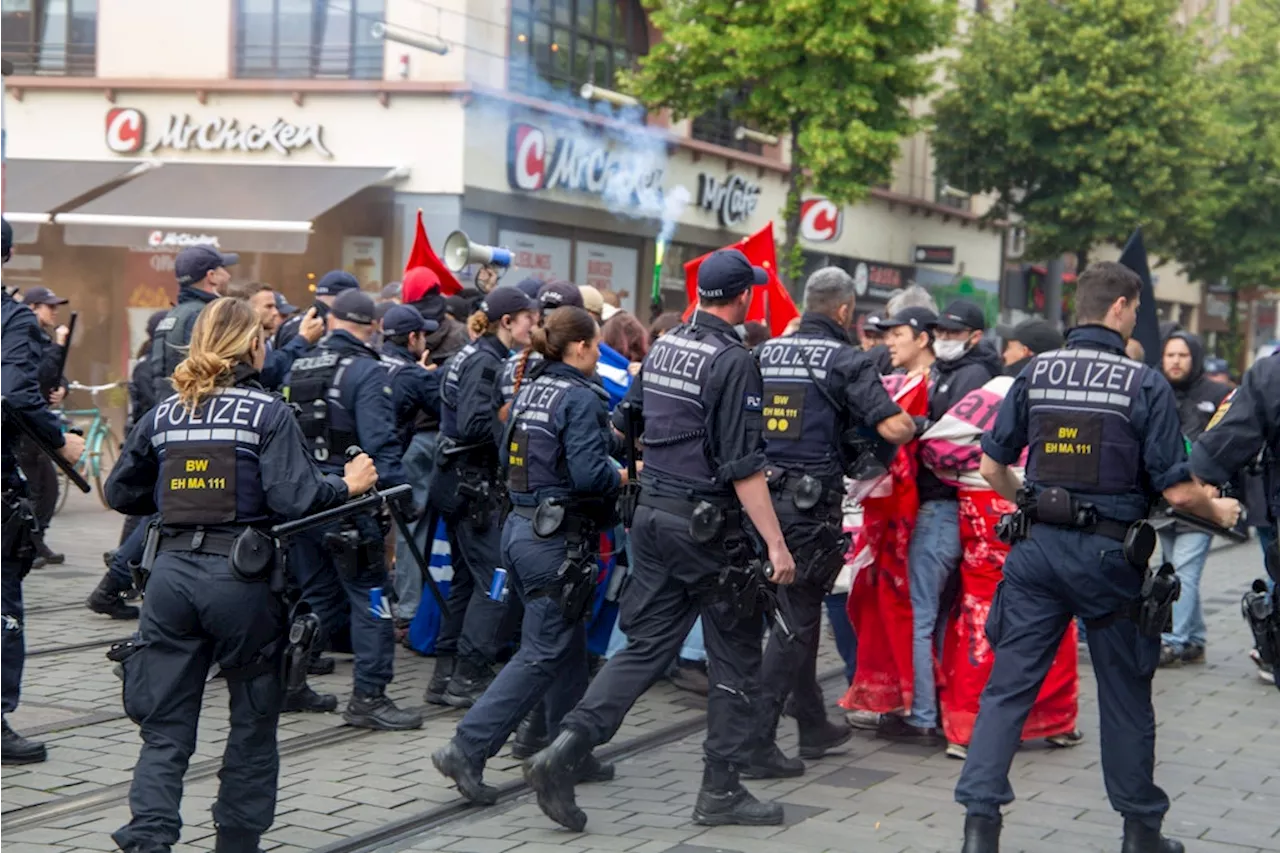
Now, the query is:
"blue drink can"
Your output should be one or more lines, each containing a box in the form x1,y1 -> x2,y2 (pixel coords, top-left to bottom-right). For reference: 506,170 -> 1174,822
489,568 -> 508,602
369,586 -> 391,619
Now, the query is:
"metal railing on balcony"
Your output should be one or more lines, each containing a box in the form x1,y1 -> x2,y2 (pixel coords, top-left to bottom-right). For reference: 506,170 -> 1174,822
235,42 -> 383,80
0,41 -> 96,76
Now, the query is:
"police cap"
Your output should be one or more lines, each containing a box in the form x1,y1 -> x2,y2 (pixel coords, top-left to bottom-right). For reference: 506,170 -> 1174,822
315,270 -> 360,297
330,289 -> 376,324
175,244 -> 239,286
538,280 -> 584,312
697,249 -> 767,300
383,303 -> 439,336
479,286 -> 536,322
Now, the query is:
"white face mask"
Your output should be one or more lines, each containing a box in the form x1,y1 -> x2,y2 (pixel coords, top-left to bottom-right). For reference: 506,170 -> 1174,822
934,339 -> 968,362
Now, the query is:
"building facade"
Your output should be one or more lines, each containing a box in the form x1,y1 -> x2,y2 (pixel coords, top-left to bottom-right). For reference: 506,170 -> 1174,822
2,0 -> 1004,386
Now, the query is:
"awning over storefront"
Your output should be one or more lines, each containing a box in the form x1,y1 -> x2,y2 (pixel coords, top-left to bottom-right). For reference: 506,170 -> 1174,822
55,163 -> 403,254
3,158 -> 154,243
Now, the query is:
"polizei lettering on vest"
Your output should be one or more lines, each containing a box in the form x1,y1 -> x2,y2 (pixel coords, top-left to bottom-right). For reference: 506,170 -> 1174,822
648,343 -> 708,380
1030,357 -> 1136,393
758,341 -> 835,370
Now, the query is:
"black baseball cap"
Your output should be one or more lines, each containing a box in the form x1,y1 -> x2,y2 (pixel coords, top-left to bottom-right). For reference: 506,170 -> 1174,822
934,299 -> 986,332
515,277 -> 544,301
175,244 -> 238,286
330,289 -> 376,325
444,294 -> 474,320
538,280 -> 584,312
874,305 -> 937,333
697,249 -> 767,300
1006,319 -> 1063,355
382,304 -> 439,336
21,286 -> 69,306
316,270 -> 360,297
479,286 -> 536,322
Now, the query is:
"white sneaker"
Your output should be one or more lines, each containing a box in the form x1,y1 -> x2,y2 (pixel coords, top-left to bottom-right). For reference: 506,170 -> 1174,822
845,710 -> 880,730
945,742 -> 968,760
1046,730 -> 1084,748
1249,649 -> 1275,684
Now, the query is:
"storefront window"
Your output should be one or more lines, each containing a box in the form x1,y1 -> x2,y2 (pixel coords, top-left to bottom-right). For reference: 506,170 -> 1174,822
691,95 -> 763,155
508,0 -> 648,100
1,0 -> 97,76
235,0 -> 384,80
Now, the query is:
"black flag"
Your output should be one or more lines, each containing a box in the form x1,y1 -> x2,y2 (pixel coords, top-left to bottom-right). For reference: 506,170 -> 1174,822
1117,227 -> 1161,367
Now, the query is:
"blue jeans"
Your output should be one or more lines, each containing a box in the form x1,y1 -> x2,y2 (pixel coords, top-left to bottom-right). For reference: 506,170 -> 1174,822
393,431 -> 438,621
906,499 -> 960,729
824,593 -> 857,683
1159,529 -> 1212,653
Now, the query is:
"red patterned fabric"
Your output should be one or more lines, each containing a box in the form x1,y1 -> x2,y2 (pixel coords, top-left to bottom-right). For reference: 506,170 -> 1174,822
938,489 -> 1079,745
839,375 -> 928,714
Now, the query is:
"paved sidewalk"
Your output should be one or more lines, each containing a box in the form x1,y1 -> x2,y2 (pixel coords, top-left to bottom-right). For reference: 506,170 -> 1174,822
392,540 -> 1280,853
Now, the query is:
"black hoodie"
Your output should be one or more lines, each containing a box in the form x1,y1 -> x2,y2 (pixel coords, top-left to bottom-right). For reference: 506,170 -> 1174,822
918,338 -> 1004,502
1163,331 -> 1232,442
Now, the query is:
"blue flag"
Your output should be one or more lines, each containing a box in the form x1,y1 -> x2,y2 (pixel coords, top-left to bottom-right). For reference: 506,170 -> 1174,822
596,341 -> 632,410
1117,227 -> 1162,368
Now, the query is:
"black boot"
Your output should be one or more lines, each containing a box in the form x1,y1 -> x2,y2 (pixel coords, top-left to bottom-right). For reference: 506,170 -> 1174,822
962,813 -> 1001,853
283,684 -> 338,713
85,572 -> 140,620
524,727 -> 591,832
432,739 -> 498,805
343,690 -> 424,730
692,762 -> 784,826
35,536 -> 64,565
424,655 -> 455,705
214,827 -> 262,853
1,718 -> 47,765
798,717 -> 854,760
577,751 -> 615,784
740,742 -> 805,779
1121,818 -> 1185,853
443,658 -> 494,708
510,709 -> 550,760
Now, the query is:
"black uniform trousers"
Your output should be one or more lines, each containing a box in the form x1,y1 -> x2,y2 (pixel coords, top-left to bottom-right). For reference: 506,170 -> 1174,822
1,557 -> 28,715
17,439 -> 57,532
756,497 -> 842,742
113,549 -> 286,851
561,504 -> 763,769
434,504 -> 511,667
955,525 -> 1169,828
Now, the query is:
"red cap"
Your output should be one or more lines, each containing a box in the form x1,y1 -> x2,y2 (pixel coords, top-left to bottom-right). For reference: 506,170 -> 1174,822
402,266 -> 441,303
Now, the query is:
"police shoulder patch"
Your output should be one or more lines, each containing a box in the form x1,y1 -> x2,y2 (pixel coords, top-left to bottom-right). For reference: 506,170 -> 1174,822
1205,390 -> 1235,431
744,393 -> 763,412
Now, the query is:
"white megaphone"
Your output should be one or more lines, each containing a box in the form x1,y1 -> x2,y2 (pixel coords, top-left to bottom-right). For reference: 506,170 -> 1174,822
442,230 -> 513,273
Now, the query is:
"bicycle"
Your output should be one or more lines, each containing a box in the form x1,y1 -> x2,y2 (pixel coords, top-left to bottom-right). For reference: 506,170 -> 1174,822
54,381 -> 124,511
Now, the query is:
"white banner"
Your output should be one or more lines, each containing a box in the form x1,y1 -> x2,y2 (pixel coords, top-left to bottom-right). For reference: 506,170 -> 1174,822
574,241 -> 639,314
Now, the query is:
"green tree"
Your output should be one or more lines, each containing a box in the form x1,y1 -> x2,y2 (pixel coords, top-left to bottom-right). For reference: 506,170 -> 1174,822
931,0 -> 1218,266
623,0 -> 954,285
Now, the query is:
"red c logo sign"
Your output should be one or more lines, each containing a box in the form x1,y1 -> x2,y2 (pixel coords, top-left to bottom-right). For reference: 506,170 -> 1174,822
800,198 -> 842,242
507,123 -> 547,191
106,108 -> 145,154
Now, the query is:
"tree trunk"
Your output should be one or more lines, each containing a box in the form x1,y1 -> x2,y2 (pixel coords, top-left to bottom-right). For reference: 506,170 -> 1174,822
781,117 -> 806,293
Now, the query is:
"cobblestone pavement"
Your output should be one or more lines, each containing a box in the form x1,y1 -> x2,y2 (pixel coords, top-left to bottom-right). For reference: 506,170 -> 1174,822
3,492 -> 1278,853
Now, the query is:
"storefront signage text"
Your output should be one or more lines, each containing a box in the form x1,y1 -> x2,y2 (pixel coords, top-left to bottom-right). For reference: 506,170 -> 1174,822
800,198 -> 842,242
696,172 -> 760,227
914,244 -> 956,265
507,123 -> 663,210
106,108 -> 332,157
148,230 -> 220,249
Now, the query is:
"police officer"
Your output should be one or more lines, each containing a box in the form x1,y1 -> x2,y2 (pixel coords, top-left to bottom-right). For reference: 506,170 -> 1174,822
283,289 -> 422,729
379,304 -> 442,634
748,267 -> 915,778
433,305 -> 621,802
500,281 -> 585,407
426,287 -> 537,708
274,270 -> 358,351
104,297 -> 380,853
2,218 -> 86,764
526,249 -> 798,832
954,262 -> 1242,853
151,245 -> 237,401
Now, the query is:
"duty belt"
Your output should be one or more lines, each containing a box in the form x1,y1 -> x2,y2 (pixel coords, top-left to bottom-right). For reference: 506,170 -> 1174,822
638,493 -> 738,522
510,503 -> 597,537
156,528 -> 243,558
1027,513 -> 1132,542
767,469 -> 843,513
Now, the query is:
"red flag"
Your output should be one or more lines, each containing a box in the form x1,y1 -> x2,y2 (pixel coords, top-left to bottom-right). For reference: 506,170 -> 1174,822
405,209 -> 462,297
681,222 -> 800,337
